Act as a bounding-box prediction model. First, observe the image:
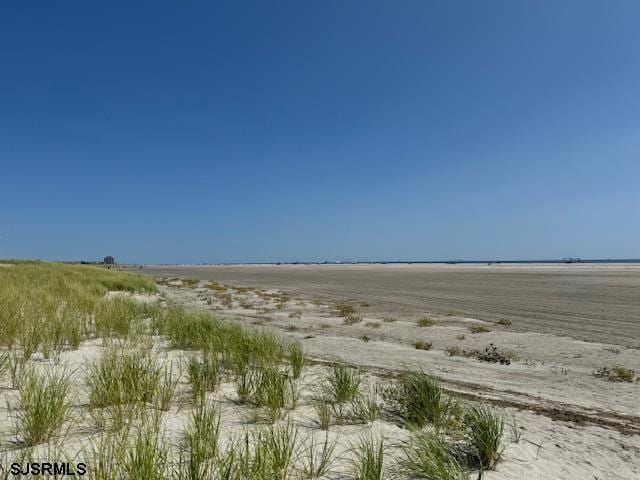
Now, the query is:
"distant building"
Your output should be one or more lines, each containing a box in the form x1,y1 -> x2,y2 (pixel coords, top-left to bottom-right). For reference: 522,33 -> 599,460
104,256 -> 115,265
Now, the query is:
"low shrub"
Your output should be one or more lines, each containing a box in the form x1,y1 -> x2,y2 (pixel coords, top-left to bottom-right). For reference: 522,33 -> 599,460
474,344 -> 514,365
468,325 -> 490,334
417,317 -> 436,327
333,303 -> 356,317
445,344 -> 514,365
344,315 -> 363,325
593,366 -> 636,383
494,319 -> 512,326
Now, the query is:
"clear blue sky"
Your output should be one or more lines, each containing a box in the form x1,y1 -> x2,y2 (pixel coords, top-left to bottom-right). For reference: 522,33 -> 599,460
1,1 -> 638,263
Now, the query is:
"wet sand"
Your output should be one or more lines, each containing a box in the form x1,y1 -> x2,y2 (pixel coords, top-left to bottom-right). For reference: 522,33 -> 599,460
137,263 -> 640,347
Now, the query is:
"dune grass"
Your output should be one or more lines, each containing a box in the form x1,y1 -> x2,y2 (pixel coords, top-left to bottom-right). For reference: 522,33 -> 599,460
397,431 -> 467,480
235,365 -> 299,422
187,353 -> 221,403
0,261 -> 156,358
468,325 -> 491,334
464,405 -> 504,469
350,387 -> 381,424
87,347 -> 162,408
217,421 -> 300,479
1,261 -> 513,479
287,342 -> 306,379
414,341 -> 433,350
14,367 -> 71,446
322,363 -> 363,405
350,434 -> 385,480
86,346 -> 167,430
313,400 -> 333,430
176,402 -> 221,479
495,319 -> 512,326
299,432 -> 337,479
593,365 -> 636,383
332,302 -> 357,317
382,370 -> 455,430
122,416 -> 170,480
417,317 -> 436,327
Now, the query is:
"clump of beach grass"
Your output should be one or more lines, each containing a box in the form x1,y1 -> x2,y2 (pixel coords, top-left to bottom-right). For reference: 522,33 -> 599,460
176,402 -> 221,479
343,315 -> 363,325
261,419 -> 300,478
220,421 -> 300,479
322,363 -> 363,405
287,342 -> 306,379
463,405 -> 504,469
446,346 -> 462,357
350,387 -> 382,424
154,362 -> 179,411
235,366 -> 298,423
417,317 -> 436,327
14,367 -> 71,446
86,347 -> 164,430
333,302 -> 356,317
397,431 -> 467,480
350,433 -> 385,480
382,370 -> 455,430
313,400 -> 333,430
122,415 -> 170,480
495,319 -> 512,326
299,432 -> 337,479
87,347 -> 162,408
468,325 -> 490,334
94,296 -> 146,340
187,353 -> 221,404
592,366 -> 636,383
414,341 -> 432,351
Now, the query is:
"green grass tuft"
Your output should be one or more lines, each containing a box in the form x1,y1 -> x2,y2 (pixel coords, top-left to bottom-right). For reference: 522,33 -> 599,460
14,367 -> 70,446
350,434 -> 385,480
464,405 -> 504,469
397,431 -> 467,480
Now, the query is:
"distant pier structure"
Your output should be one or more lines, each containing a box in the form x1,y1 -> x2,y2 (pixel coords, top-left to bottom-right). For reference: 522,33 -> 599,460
103,256 -> 115,268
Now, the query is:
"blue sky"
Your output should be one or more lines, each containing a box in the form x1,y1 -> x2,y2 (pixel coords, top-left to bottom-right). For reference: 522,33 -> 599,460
1,1 -> 638,263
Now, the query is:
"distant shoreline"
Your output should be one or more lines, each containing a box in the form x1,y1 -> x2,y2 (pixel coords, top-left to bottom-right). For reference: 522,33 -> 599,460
131,259 -> 640,267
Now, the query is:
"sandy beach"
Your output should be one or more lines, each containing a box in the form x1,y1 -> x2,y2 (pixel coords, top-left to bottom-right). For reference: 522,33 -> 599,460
2,262 -> 638,479
138,263 -> 640,347
133,263 -> 640,478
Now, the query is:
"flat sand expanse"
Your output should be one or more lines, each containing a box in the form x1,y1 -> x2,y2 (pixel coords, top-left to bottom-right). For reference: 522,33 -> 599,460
124,266 -> 640,478
138,263 -> 640,347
